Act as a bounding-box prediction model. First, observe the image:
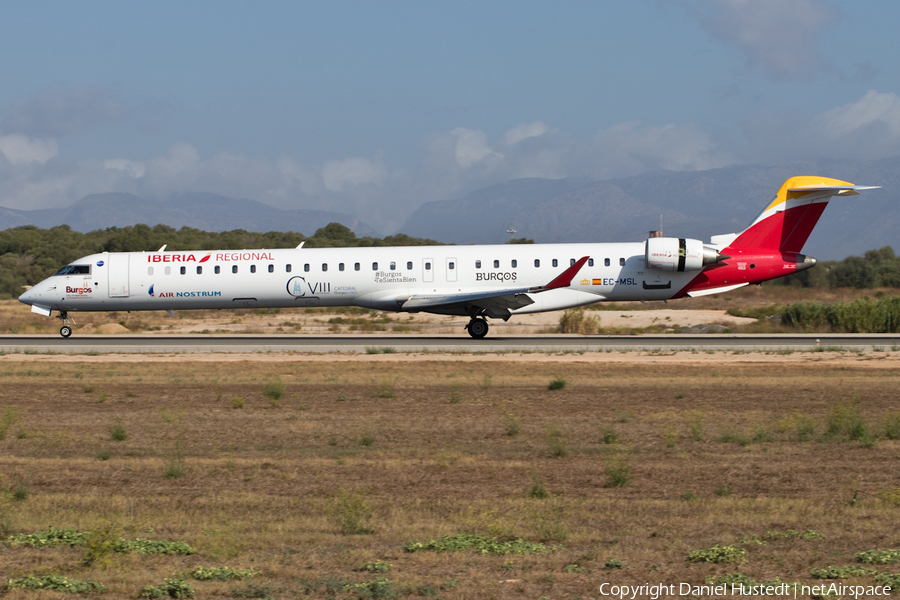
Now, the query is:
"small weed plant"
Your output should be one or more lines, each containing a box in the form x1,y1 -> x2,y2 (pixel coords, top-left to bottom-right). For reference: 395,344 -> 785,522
6,575 -> 106,594
262,378 -> 284,402
688,545 -> 746,564
857,549 -> 900,564
604,558 -> 623,569
405,533 -> 559,555
604,453 -> 631,488
356,561 -> 391,573
186,566 -> 259,581
810,565 -> 876,579
140,579 -> 195,599
110,421 -> 127,441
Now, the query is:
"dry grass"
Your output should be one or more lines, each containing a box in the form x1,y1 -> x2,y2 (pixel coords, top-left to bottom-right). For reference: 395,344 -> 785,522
1,357 -> 900,598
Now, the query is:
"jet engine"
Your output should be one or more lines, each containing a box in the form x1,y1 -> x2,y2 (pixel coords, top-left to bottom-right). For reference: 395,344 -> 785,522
645,237 -> 727,272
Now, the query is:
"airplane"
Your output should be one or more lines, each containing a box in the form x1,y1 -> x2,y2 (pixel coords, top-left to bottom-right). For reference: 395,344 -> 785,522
18,176 -> 878,339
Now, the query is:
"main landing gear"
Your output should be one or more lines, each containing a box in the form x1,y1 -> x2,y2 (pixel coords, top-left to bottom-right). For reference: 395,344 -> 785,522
465,317 -> 489,339
57,311 -> 74,338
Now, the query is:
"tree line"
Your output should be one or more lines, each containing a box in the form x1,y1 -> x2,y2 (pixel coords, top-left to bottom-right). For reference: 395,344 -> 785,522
0,223 -> 440,299
0,223 -> 897,298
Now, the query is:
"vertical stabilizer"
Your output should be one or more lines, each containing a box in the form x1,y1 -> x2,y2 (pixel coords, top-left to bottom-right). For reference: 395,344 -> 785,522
728,176 -> 877,253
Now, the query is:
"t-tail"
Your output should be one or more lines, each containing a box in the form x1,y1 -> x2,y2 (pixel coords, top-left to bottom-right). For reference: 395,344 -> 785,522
675,176 -> 880,298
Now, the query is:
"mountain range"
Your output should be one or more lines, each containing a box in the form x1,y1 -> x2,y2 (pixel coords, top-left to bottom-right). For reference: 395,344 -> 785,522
0,192 -> 375,237
1,158 -> 896,260
401,158 -> 900,260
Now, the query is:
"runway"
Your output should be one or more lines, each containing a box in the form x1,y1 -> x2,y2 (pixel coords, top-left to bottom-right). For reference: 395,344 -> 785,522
1,334 -> 897,354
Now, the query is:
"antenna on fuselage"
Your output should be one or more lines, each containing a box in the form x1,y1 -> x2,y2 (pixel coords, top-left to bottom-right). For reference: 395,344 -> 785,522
506,229 -> 516,242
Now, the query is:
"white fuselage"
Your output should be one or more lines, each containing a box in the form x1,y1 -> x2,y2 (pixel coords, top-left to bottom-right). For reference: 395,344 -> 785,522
20,243 -> 693,317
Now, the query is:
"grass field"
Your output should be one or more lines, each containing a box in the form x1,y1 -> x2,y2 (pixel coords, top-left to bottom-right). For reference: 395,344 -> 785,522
1,352 -> 900,598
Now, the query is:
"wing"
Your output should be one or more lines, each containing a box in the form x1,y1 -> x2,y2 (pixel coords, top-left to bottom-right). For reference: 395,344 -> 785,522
400,256 -> 590,319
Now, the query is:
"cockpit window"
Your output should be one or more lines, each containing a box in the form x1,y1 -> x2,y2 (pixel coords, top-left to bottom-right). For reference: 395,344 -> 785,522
53,265 -> 91,276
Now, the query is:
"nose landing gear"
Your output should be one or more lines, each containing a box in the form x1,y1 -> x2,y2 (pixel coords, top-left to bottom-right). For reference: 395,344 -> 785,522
57,311 -> 74,338
465,317 -> 489,339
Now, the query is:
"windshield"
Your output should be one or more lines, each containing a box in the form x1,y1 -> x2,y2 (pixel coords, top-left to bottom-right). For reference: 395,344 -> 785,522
53,265 -> 91,276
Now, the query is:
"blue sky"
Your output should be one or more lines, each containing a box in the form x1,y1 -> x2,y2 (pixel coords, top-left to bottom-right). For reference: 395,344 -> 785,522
1,0 -> 899,232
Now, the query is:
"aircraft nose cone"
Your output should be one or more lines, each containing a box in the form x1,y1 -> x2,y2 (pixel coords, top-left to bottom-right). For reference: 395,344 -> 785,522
18,287 -> 34,305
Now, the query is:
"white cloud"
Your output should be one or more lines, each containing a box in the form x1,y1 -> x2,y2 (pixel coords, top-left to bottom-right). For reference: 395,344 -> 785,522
698,0 -> 836,79
451,128 -> 502,168
321,156 -> 385,192
503,121 -> 551,146
0,134 -> 58,165
817,90 -> 900,137
103,158 -> 146,178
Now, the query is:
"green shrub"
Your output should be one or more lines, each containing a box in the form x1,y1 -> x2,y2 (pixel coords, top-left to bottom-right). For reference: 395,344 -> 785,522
558,309 -> 599,334
262,379 -> 284,401
6,526 -> 88,547
857,549 -> 900,564
884,412 -> 900,439
330,489 -> 374,535
604,558 -> 623,569
688,545 -> 746,564
548,378 -> 566,391
231,396 -> 245,409
110,422 -> 127,441
604,454 -> 631,488
404,534 -> 559,555
140,579 -> 195,599
825,402 -> 869,441
6,575 -> 106,594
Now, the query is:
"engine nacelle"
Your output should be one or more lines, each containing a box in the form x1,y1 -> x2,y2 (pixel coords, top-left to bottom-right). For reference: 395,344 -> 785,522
645,237 -> 725,272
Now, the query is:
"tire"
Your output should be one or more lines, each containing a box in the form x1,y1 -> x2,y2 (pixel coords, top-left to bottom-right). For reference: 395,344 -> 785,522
467,318 -> 489,339
60,326 -> 72,338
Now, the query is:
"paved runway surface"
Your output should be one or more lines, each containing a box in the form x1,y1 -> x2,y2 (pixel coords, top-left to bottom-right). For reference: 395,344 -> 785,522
1,334 -> 897,354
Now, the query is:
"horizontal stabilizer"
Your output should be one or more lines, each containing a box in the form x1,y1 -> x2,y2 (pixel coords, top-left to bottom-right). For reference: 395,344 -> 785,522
686,283 -> 748,298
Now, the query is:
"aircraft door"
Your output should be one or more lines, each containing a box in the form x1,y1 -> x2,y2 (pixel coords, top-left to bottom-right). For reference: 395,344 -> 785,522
108,253 -> 130,297
446,257 -> 457,282
423,258 -> 433,283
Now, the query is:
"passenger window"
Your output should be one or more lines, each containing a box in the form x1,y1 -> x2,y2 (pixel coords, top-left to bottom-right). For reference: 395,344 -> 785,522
196,266 -> 202,275
534,259 -> 540,268
425,262 -> 431,270
511,259 -> 517,268
476,260 -> 482,269
390,262 -> 396,271
354,263 -> 360,271
372,262 -> 378,270
268,264 -> 274,273
552,259 -> 558,267
165,266 -> 171,275
570,259 -> 576,266
215,266 -> 221,274
605,258 -> 611,267
339,263 -> 345,271
148,267 -> 154,275
286,264 -> 291,273
493,260 -> 499,268
588,259 -> 594,267
620,258 -> 625,266
304,264 -> 310,272
322,263 -> 327,272
232,265 -> 238,274
250,265 -> 256,274
407,261 -> 413,270
449,262 -> 455,270
180,266 -> 186,275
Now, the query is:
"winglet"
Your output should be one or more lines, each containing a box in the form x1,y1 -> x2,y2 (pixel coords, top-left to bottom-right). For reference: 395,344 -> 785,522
529,256 -> 590,293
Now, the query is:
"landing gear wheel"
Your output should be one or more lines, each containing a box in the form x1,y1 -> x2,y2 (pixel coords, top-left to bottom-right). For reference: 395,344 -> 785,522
60,326 -> 72,338
466,317 -> 489,339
